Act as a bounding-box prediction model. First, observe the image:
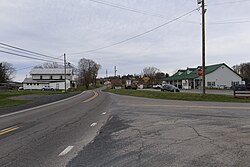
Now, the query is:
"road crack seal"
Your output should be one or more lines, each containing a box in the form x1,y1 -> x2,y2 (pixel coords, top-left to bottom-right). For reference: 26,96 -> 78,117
133,128 -> 145,161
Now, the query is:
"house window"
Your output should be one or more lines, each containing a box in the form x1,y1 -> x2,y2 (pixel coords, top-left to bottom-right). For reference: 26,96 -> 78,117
40,76 -> 43,79
37,83 -> 39,86
207,82 -> 211,87
231,81 -> 239,86
60,76 -> 63,79
50,75 -> 53,79
208,82 -> 215,87
30,83 -> 32,85
27,83 -> 29,85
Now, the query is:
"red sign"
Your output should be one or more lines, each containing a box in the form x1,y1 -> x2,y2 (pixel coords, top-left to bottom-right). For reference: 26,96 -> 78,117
198,68 -> 202,76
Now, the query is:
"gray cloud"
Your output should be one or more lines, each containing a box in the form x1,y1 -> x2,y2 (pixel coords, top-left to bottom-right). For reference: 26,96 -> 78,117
0,0 -> 250,81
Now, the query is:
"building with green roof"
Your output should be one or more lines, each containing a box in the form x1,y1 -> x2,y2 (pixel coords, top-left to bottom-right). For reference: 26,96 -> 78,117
163,63 -> 243,89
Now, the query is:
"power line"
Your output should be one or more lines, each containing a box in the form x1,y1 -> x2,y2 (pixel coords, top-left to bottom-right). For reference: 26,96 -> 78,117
15,55 -> 65,71
178,19 -> 250,25
0,45 -> 61,61
208,0 -> 250,6
89,0 -> 168,19
0,50 -> 61,63
0,43 -> 63,61
209,20 -> 250,24
69,7 -> 200,55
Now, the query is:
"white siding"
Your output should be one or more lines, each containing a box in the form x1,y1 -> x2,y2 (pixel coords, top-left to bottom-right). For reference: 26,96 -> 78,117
32,75 -> 41,80
205,65 -> 242,88
49,80 -> 70,90
182,80 -> 190,89
23,80 -> 71,90
23,83 -> 48,90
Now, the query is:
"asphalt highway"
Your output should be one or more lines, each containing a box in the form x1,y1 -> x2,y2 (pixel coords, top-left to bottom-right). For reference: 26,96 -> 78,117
0,89 -> 111,167
1,90 -> 250,167
68,94 -> 250,167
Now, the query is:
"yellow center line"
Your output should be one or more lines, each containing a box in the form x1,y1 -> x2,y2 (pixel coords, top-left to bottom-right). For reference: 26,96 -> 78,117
0,126 -> 19,135
129,104 -> 250,110
82,91 -> 99,103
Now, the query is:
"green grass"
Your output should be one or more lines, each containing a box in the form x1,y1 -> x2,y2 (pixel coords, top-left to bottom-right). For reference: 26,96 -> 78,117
0,90 -> 65,108
70,84 -> 103,92
105,89 -> 250,103
0,85 -> 104,108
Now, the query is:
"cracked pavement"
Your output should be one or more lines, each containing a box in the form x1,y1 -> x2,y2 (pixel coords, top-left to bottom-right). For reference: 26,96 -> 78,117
67,93 -> 250,167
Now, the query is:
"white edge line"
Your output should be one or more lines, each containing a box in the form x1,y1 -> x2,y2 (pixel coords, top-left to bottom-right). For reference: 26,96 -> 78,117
90,122 -> 97,127
0,91 -> 86,119
59,146 -> 74,156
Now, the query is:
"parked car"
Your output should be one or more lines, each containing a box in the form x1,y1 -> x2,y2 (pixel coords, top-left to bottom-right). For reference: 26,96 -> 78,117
18,86 -> 24,91
161,84 -> 180,92
232,84 -> 250,91
153,84 -> 162,89
41,86 -> 54,91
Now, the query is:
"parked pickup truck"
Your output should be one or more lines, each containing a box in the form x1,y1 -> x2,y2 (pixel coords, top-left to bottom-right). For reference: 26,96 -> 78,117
41,86 -> 55,91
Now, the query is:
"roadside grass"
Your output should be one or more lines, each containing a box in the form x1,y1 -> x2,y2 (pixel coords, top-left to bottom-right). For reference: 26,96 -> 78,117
74,84 -> 103,92
105,89 -> 250,103
0,90 -> 65,108
0,84 -> 104,108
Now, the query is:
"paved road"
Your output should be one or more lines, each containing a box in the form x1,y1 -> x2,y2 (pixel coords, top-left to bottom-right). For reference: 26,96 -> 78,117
68,94 -> 250,167
1,91 -> 250,167
0,89 -> 111,167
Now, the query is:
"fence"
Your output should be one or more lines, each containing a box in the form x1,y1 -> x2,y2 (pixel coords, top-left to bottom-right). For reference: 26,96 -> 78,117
233,85 -> 250,98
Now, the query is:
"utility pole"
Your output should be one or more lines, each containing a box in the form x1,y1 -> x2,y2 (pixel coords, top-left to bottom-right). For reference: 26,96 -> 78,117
197,0 -> 206,94
64,53 -> 67,92
201,0 -> 206,94
114,66 -> 117,77
106,69 -> 108,78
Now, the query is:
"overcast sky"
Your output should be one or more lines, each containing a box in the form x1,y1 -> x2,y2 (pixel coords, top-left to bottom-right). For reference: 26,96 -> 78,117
1,0 -> 250,81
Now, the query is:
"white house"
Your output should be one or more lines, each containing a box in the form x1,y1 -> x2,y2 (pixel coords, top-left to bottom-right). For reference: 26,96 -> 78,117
163,63 -> 243,89
23,68 -> 78,90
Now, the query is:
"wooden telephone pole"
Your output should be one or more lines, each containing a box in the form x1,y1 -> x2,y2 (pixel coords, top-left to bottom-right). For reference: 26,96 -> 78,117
202,0 -> 206,95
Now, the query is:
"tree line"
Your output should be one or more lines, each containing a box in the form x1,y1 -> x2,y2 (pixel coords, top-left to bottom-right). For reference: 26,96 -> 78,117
232,62 -> 250,83
0,58 -> 100,90
0,62 -> 15,83
1,59 -> 249,86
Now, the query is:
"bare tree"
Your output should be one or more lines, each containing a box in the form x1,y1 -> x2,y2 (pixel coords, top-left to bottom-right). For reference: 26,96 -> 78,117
78,58 -> 100,89
0,62 -> 15,82
141,66 -> 160,84
232,62 -> 250,83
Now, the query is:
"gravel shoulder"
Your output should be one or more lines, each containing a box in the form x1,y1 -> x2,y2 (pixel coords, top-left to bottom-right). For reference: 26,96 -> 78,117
0,91 -> 81,116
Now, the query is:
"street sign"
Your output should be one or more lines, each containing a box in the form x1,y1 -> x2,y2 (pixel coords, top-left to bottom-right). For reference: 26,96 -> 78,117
198,68 -> 202,76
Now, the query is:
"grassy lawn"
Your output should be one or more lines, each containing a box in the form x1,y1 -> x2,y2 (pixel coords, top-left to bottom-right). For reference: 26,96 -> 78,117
105,89 -> 250,103
0,85 -> 103,108
0,90 -> 65,108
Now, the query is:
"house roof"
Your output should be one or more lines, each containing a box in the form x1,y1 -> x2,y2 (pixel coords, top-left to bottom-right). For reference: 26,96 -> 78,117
30,68 -> 73,75
163,63 -> 237,81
